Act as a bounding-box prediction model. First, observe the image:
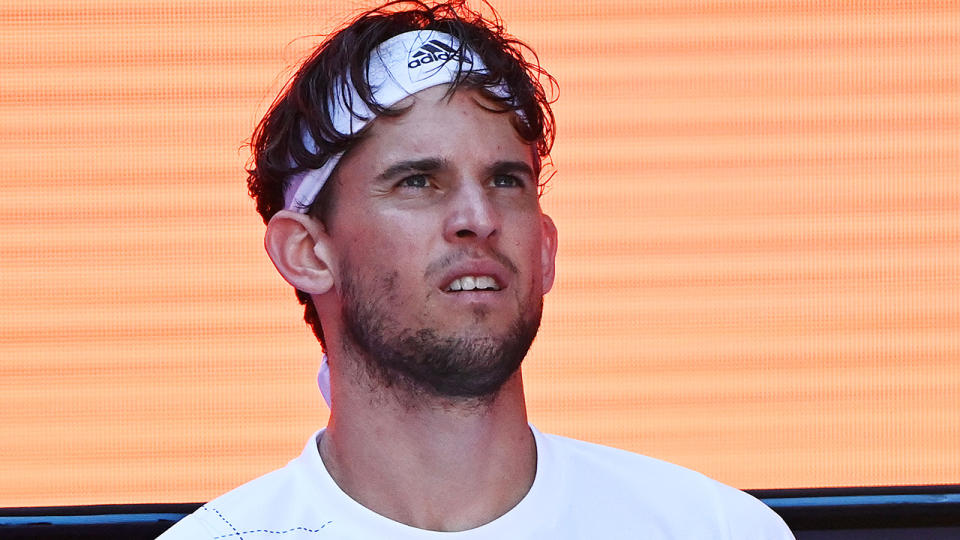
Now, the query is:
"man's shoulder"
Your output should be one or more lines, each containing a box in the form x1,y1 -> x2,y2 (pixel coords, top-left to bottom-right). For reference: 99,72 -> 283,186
157,432 -> 334,539
535,429 -> 794,539
540,429 -> 720,489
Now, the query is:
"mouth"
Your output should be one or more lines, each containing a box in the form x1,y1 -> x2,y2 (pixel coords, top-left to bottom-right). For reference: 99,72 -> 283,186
444,275 -> 503,292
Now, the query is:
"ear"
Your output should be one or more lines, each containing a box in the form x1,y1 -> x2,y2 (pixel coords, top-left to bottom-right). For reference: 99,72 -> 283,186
540,213 -> 558,294
264,210 -> 336,295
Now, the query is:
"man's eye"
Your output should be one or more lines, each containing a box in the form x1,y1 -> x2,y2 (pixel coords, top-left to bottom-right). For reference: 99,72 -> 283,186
398,174 -> 429,188
492,175 -> 523,188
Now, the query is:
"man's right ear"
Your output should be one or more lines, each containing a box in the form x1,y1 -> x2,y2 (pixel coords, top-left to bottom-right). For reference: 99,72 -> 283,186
264,210 -> 336,295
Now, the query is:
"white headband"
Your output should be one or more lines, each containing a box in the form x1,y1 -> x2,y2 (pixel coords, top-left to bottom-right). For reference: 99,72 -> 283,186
283,30 -> 497,213
319,354 -> 331,408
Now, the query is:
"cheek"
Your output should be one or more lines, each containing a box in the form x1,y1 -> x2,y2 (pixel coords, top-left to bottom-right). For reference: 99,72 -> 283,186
342,240 -> 427,303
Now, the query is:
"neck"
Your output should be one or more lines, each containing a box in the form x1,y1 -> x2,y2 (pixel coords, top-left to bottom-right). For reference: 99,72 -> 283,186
320,364 -> 536,532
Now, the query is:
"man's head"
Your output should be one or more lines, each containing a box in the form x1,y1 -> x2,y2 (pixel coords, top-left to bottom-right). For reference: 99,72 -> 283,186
248,1 -> 557,402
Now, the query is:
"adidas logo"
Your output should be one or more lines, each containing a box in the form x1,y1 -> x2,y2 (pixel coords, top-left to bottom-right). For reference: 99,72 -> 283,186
407,39 -> 472,71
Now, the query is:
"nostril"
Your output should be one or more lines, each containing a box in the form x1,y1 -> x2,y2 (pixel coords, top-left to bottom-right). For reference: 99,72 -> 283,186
456,229 -> 475,238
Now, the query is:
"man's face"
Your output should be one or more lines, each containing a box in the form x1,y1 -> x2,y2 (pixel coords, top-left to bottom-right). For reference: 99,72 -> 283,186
323,85 -> 556,401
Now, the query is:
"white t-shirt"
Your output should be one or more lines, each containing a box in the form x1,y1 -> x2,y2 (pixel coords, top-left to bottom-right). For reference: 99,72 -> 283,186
159,426 -> 794,539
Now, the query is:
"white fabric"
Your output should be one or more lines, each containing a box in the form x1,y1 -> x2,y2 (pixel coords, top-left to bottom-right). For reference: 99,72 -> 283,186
158,426 -> 794,539
284,30 -> 497,212
318,354 -> 331,407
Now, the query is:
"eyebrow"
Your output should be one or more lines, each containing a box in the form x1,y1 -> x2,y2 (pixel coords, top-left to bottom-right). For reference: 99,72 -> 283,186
374,158 -> 536,181
376,158 -> 444,181
489,160 -> 535,179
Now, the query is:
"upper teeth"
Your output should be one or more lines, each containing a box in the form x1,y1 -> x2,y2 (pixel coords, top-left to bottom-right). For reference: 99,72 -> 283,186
447,275 -> 500,291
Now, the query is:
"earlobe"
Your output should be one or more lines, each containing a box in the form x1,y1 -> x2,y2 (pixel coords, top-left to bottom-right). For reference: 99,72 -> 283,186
264,210 -> 336,295
540,214 -> 558,294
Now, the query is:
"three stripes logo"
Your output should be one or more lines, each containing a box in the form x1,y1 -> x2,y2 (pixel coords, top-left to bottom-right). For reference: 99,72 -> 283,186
407,39 -> 472,74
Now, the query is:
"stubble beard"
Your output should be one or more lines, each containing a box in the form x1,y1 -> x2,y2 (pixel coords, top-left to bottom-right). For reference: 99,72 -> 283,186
339,264 -> 542,406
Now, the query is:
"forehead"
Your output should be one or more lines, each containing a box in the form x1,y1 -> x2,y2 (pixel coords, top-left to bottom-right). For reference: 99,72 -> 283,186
338,85 -> 535,176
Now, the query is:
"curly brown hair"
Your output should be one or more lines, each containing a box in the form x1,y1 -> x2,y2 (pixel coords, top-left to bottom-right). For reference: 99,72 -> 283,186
246,0 -> 557,348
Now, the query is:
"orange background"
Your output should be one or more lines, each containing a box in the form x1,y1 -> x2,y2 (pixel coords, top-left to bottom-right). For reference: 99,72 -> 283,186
1,1 -> 958,506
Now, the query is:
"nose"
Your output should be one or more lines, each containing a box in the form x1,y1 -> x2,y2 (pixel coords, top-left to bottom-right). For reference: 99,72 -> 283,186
443,182 -> 500,243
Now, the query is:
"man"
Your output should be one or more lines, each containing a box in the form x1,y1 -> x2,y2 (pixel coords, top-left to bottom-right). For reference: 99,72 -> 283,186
160,1 -> 795,538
